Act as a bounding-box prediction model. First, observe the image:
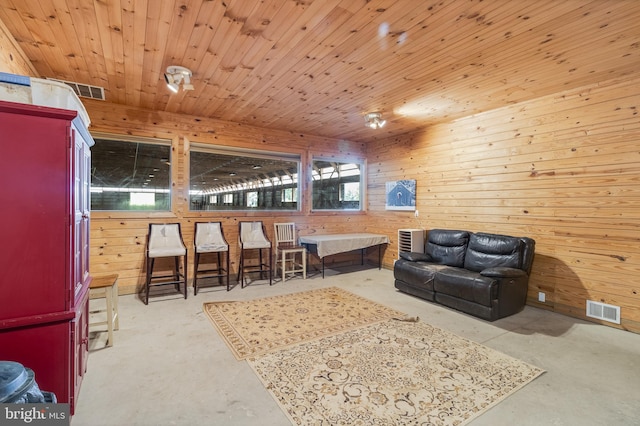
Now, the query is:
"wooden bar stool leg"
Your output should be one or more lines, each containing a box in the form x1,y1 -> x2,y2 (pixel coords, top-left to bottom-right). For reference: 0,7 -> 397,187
281,250 -> 287,282
269,247 -> 273,285
302,249 -> 306,279
183,253 -> 188,299
193,251 -> 200,295
225,251 -> 230,291
113,279 -> 120,330
105,286 -> 114,347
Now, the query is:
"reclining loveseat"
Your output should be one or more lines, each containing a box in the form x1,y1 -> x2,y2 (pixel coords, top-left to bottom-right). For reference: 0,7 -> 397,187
394,229 -> 535,321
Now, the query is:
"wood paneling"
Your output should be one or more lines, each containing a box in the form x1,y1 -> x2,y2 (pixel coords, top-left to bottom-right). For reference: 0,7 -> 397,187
1,2 -> 639,333
367,75 -> 640,333
85,100 -> 372,296
0,17 -> 36,76
1,1 -> 639,142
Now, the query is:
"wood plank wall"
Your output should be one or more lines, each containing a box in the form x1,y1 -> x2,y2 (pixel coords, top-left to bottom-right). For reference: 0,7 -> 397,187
367,75 -> 640,333
0,18 -> 36,76
2,31 -> 638,332
83,100 -> 373,296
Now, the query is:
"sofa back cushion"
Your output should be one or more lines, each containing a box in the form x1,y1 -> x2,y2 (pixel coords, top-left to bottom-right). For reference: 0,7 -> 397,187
425,229 -> 470,267
464,233 -> 523,273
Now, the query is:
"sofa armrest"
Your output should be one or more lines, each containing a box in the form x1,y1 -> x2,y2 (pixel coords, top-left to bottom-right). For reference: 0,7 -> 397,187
399,251 -> 433,262
480,267 -> 526,278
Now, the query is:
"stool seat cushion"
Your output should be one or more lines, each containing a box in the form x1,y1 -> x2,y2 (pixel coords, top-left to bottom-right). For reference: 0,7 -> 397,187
149,247 -> 187,257
196,243 -> 228,252
242,241 -> 270,249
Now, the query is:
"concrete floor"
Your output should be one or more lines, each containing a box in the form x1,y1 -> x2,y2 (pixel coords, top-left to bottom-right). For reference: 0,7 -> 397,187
73,266 -> 640,426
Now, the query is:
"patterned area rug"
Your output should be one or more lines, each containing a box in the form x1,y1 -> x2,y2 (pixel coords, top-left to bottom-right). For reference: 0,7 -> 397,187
248,319 -> 545,426
202,287 -> 407,360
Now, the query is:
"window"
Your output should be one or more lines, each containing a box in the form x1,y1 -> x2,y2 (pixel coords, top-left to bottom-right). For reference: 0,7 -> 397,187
281,187 -> 297,203
189,145 -> 300,211
311,159 -> 364,210
91,135 -> 171,211
246,191 -> 258,207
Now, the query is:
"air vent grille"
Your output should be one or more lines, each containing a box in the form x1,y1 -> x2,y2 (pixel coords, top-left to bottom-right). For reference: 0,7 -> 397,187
48,78 -> 105,101
586,300 -> 620,324
398,229 -> 425,257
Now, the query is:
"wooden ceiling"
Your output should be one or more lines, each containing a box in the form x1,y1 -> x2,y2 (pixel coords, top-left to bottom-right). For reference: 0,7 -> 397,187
1,0 -> 639,142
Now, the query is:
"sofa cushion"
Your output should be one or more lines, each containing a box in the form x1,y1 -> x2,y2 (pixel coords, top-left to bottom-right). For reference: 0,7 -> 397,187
434,267 -> 497,306
481,267 -> 526,278
399,251 -> 432,262
425,229 -> 469,267
393,259 -> 439,291
464,233 -> 522,273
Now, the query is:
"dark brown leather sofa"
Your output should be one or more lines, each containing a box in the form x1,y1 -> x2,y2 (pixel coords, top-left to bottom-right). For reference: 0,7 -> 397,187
394,229 -> 535,321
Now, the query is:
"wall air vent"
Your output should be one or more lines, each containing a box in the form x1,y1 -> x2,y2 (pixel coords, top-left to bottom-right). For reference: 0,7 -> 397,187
48,78 -> 105,101
586,300 -> 621,324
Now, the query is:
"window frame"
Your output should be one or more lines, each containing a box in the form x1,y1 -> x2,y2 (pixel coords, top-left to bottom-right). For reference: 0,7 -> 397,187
188,144 -> 302,212
90,133 -> 173,212
310,156 -> 366,212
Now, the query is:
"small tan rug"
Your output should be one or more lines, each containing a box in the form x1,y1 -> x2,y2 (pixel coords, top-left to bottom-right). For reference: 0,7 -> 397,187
203,287 -> 407,360
248,319 -> 545,426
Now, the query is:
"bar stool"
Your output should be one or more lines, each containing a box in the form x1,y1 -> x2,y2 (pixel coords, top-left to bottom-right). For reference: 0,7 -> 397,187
193,222 -> 230,293
237,221 -> 272,287
145,223 -> 188,305
89,274 -> 120,347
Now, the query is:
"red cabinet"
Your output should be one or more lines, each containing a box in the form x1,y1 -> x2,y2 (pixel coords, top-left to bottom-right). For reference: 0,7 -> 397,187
0,100 -> 93,413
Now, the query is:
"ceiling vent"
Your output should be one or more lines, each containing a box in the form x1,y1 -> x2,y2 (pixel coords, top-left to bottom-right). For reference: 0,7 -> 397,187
586,300 -> 621,324
48,78 -> 105,101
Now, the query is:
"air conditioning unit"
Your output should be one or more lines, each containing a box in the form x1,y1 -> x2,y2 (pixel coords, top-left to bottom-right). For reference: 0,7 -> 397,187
398,229 -> 425,258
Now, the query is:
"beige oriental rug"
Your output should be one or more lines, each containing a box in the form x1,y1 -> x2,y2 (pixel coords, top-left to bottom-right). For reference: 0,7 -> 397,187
248,319 -> 545,426
203,287 -> 544,425
202,286 -> 407,360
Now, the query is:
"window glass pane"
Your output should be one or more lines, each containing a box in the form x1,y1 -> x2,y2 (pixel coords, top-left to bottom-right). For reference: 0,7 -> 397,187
312,159 -> 363,210
341,182 -> 360,201
91,137 -> 171,211
246,191 -> 258,207
130,192 -> 155,206
190,147 -> 300,211
281,188 -> 297,203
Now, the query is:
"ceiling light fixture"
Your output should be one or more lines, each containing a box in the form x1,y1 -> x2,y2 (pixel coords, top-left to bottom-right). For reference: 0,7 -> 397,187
364,112 -> 386,129
164,65 -> 194,93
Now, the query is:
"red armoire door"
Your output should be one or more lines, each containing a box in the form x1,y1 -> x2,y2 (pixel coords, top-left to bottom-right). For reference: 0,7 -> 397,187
0,100 -> 93,414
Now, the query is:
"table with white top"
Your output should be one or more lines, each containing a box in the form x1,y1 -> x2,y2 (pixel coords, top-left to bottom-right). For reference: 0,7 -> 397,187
298,233 -> 389,278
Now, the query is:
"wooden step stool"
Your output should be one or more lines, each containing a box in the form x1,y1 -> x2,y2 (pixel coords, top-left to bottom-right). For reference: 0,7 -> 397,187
89,274 -> 120,347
